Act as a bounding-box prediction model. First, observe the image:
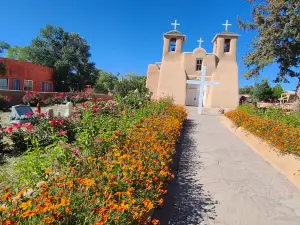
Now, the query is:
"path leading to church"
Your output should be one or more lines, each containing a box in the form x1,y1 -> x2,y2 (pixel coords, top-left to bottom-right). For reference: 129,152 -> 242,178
153,107 -> 300,225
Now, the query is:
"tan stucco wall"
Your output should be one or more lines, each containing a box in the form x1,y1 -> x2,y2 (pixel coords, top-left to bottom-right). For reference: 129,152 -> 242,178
146,64 -> 160,99
157,51 -> 186,105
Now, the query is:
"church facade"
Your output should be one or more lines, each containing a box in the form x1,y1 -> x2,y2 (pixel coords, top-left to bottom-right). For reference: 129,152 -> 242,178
146,21 -> 240,108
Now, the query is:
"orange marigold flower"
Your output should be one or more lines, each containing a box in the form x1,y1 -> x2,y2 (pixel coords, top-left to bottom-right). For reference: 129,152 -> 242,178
44,169 -> 53,174
152,219 -> 160,225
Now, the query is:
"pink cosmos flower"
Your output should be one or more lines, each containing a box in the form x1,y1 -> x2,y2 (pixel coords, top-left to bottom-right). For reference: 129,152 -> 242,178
72,149 -> 79,155
59,130 -> 67,136
22,122 -> 32,128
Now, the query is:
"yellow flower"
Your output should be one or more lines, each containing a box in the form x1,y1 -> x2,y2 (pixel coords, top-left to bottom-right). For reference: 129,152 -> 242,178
20,200 -> 32,211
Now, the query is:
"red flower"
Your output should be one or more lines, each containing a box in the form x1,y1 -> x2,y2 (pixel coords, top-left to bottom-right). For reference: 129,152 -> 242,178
59,130 -> 67,136
12,123 -> 21,129
26,112 -> 33,117
6,127 -> 13,133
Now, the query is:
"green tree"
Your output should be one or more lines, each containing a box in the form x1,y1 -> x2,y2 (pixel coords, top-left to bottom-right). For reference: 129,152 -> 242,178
238,0 -> 300,99
6,46 -> 30,61
28,25 -> 97,91
115,73 -> 148,97
0,41 -> 10,54
239,85 -> 254,95
94,70 -> 118,94
272,84 -> 285,100
253,79 -> 273,102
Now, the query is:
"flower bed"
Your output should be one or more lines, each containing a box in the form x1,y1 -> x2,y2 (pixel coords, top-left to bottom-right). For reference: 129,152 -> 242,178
225,109 -> 300,156
0,99 -> 186,224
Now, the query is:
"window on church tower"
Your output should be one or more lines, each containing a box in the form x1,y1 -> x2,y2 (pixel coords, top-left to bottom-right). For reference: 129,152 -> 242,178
196,58 -> 203,71
224,39 -> 231,52
169,38 -> 176,52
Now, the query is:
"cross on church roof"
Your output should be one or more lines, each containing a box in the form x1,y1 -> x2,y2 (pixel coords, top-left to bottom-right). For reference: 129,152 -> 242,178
197,38 -> 204,48
171,20 -> 180,30
222,20 -> 232,31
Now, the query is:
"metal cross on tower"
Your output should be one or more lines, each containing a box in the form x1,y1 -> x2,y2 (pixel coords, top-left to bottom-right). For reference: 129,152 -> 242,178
222,20 -> 232,31
171,20 -> 180,30
197,38 -> 204,48
186,66 -> 220,114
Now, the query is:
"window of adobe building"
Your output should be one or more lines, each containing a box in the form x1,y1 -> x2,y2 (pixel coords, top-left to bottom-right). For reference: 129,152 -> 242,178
41,82 -> 46,92
12,79 -> 21,90
224,39 -> 231,52
47,82 -> 53,92
24,80 -> 33,91
196,58 -> 203,71
0,78 -> 9,90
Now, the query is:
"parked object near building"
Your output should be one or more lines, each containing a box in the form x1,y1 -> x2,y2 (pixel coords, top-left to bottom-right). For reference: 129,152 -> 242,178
0,57 -> 54,92
279,91 -> 297,104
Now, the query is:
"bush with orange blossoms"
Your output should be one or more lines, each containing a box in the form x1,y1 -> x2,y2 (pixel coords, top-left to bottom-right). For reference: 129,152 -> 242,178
225,109 -> 300,156
0,103 -> 187,224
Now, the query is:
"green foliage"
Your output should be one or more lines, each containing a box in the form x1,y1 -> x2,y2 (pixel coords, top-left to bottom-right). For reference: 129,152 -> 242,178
6,46 -> 30,61
115,73 -> 149,97
94,69 -> 118,94
238,103 -> 300,128
28,24 -> 97,91
239,85 -> 254,95
0,41 -> 10,54
272,84 -> 285,99
252,79 -> 273,101
238,0 -> 300,84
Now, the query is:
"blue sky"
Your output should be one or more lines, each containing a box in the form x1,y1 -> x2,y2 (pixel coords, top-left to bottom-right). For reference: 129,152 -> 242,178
1,0 -> 298,90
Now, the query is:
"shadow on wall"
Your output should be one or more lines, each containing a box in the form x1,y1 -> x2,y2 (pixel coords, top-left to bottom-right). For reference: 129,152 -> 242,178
152,119 -> 218,225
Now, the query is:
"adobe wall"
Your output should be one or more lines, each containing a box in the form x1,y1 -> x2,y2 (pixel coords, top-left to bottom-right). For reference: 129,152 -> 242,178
0,57 -> 54,92
157,51 -> 186,105
146,64 -> 159,99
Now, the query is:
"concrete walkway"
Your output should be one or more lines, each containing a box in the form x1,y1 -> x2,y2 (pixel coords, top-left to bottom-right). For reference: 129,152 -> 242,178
153,107 -> 300,225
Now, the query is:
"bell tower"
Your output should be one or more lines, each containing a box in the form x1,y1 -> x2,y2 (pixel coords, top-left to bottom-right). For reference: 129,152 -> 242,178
212,20 -> 239,61
162,20 -> 186,56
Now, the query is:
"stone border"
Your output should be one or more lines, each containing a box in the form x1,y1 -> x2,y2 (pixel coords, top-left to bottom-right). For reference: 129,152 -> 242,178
220,116 -> 300,190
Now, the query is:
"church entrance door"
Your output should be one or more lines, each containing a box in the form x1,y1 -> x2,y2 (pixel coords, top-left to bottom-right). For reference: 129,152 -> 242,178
186,88 -> 199,106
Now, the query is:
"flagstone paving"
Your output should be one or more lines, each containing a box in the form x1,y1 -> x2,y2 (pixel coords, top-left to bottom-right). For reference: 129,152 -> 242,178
153,107 -> 300,225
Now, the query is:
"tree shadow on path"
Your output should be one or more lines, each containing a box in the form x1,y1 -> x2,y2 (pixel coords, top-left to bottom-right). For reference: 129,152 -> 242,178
152,119 -> 218,225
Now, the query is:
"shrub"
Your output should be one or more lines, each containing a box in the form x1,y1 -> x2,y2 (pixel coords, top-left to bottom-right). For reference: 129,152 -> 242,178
0,95 -> 11,111
22,92 -> 42,106
70,91 -> 91,104
238,103 -> 300,128
0,122 -> 6,150
225,109 -> 300,156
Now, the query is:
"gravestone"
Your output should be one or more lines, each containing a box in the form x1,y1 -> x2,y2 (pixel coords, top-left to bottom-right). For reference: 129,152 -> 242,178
10,104 -> 33,124
47,108 -> 54,119
64,102 -> 73,117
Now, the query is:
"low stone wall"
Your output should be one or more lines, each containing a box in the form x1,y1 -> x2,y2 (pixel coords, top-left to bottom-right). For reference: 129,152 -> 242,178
0,90 -> 113,106
220,116 -> 300,190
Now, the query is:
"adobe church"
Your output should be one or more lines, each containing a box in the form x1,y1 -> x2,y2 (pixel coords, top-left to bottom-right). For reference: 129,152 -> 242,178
146,20 -> 240,108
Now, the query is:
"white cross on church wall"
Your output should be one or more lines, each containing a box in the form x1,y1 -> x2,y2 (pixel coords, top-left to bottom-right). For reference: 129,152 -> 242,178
186,66 -> 220,114
171,20 -> 180,30
197,38 -> 204,48
222,20 -> 232,31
